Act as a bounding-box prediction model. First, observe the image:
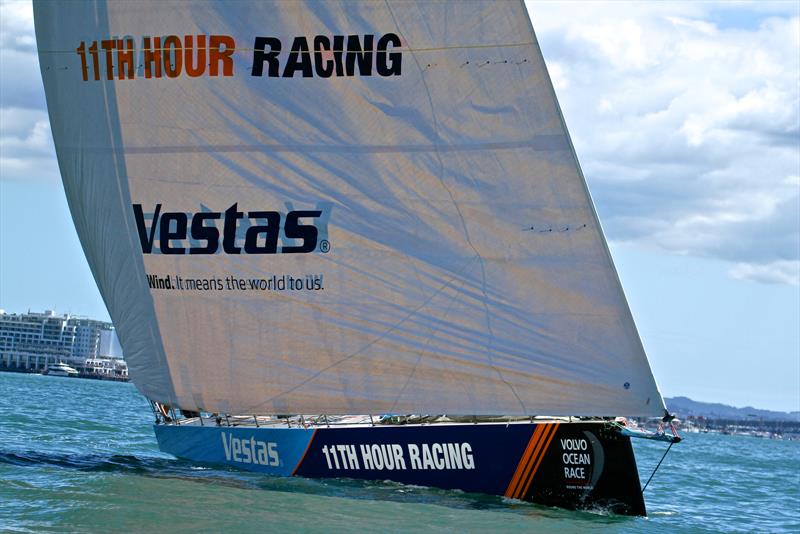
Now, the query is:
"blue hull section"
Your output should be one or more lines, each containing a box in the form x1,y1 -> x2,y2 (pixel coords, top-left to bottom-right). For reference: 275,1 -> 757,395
154,421 -> 646,515
154,424 -> 315,476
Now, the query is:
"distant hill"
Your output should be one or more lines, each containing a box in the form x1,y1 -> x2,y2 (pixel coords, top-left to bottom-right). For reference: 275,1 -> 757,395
665,396 -> 800,421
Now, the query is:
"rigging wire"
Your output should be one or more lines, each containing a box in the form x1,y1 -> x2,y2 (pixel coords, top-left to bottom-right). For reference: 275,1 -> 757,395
641,441 -> 674,493
38,41 -> 536,55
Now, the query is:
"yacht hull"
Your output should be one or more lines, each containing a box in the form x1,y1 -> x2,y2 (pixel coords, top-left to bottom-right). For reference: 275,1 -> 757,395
154,420 -> 646,515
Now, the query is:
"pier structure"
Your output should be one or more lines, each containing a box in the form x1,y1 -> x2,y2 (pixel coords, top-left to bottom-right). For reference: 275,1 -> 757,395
0,310 -> 126,378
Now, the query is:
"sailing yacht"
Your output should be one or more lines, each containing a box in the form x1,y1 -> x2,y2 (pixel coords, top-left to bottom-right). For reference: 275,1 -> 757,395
34,0 -> 678,515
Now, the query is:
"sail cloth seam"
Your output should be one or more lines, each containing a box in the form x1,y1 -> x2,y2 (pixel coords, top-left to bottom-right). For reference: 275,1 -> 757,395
37,41 -> 536,54
383,0 -> 527,414
388,267 -> 469,412
74,137 -> 570,155
243,255 -> 481,414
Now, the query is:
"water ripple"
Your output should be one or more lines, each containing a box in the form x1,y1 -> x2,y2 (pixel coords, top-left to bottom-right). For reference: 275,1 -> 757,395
1,372 -> 798,533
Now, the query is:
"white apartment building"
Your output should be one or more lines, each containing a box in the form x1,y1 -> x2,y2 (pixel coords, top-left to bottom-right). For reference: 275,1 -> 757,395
0,310 -> 123,372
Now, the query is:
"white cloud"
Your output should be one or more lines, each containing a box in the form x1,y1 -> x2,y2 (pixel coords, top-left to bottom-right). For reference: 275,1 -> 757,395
567,19 -> 654,71
547,61 -> 568,90
527,1 -> 800,285
0,0 -> 34,53
0,1 -> 55,182
729,260 -> 800,286
1,107 -> 48,145
0,107 -> 58,182
0,1 -> 43,110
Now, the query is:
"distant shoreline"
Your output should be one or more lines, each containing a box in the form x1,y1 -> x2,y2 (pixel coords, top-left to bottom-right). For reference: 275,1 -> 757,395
0,367 -> 130,383
665,395 -> 799,422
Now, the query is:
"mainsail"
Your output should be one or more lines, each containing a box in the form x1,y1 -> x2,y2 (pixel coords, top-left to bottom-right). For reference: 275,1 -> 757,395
34,0 -> 665,416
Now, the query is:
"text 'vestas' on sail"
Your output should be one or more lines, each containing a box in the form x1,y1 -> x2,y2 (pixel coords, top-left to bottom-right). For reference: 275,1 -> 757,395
34,0 -> 665,417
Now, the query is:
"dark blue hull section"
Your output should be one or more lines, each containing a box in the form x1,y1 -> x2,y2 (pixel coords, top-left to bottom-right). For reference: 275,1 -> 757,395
154,421 -> 646,515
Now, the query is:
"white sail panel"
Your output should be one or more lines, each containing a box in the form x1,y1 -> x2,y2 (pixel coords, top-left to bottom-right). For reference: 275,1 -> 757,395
34,0 -> 665,416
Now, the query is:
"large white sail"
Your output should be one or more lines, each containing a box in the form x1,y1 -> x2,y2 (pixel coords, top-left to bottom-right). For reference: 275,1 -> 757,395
34,0 -> 665,416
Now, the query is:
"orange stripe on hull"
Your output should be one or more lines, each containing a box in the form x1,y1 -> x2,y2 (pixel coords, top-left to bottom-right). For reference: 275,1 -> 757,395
504,425 -> 545,498
513,423 -> 555,499
519,423 -> 561,498
291,428 -> 317,476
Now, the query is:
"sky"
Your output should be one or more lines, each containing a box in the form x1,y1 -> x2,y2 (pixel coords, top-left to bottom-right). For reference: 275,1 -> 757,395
0,1 -> 798,412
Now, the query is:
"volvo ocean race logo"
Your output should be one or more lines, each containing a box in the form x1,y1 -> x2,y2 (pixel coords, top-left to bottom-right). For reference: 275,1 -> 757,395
133,203 -> 328,255
560,431 -> 604,492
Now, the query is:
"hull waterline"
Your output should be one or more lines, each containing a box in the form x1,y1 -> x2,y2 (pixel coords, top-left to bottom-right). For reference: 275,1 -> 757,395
155,420 -> 646,516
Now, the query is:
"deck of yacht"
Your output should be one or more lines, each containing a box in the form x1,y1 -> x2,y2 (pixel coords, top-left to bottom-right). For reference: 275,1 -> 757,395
156,412 -> 592,429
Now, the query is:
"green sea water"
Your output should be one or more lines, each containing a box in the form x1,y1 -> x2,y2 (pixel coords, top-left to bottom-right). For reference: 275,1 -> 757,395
1,372 -> 798,533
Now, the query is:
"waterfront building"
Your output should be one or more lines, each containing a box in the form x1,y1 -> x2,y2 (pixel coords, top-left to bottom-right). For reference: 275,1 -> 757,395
0,310 -> 124,374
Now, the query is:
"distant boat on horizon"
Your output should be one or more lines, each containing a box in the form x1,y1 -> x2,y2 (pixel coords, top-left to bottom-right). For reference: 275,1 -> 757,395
43,362 -> 78,378
34,0 -> 679,516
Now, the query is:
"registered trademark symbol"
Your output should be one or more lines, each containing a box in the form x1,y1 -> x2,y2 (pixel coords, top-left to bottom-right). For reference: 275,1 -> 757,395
319,240 -> 330,253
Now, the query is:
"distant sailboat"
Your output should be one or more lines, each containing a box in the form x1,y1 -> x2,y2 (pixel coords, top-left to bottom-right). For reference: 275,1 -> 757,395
34,0 -> 678,515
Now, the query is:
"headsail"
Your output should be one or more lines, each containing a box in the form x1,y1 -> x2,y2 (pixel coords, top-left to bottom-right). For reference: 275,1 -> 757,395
34,0 -> 665,416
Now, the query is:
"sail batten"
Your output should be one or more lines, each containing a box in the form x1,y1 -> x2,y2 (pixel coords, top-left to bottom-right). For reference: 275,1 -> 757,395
34,0 -> 665,417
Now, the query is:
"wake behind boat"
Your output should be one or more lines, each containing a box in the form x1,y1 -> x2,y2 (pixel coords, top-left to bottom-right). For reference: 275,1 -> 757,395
34,0 -> 678,516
